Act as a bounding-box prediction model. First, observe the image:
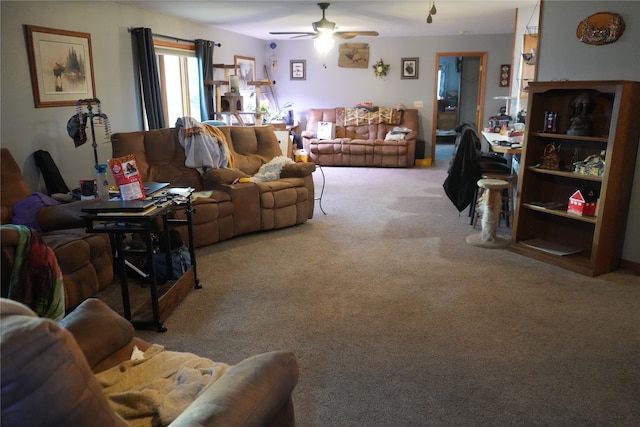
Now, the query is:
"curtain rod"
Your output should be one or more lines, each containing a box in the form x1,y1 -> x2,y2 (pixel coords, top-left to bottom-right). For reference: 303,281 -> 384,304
128,27 -> 221,47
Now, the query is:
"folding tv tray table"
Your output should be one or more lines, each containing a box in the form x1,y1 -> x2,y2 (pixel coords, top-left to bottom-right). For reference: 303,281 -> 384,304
82,195 -> 199,332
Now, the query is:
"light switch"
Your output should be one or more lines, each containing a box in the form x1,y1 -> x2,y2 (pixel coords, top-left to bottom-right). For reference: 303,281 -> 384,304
414,101 -> 424,108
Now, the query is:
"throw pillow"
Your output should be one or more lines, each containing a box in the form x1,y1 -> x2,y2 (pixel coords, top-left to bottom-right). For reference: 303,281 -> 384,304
384,132 -> 406,142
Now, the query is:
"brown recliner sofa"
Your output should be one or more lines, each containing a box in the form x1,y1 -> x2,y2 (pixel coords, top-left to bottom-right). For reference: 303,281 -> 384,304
1,297 -> 299,426
301,107 -> 420,167
111,125 -> 316,248
0,148 -> 113,312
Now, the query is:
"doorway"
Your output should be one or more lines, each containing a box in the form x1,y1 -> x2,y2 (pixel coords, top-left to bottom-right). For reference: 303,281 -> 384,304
431,52 -> 487,163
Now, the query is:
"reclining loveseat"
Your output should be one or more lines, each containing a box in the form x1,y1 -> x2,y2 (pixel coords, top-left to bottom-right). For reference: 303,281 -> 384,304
301,107 -> 420,167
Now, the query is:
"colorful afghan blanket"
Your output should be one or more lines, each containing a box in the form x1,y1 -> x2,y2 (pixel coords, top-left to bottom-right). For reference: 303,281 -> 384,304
5,224 -> 65,321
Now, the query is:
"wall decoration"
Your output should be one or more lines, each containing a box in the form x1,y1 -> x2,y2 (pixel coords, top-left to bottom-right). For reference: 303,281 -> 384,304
338,43 -> 369,68
233,55 -> 256,90
290,60 -> 306,80
401,58 -> 419,79
577,12 -> 625,45
499,64 -> 511,87
372,59 -> 389,78
25,25 -> 96,108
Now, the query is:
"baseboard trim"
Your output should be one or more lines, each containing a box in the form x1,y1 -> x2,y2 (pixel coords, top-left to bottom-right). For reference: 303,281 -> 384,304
620,258 -> 640,275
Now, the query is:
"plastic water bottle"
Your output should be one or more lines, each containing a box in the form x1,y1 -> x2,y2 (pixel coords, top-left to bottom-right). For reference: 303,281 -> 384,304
96,164 -> 109,199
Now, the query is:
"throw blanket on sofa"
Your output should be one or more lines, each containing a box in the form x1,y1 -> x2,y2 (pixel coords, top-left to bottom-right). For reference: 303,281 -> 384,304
4,224 -> 64,320
336,107 -> 403,126
250,156 -> 295,182
97,344 -> 229,427
176,116 -> 233,174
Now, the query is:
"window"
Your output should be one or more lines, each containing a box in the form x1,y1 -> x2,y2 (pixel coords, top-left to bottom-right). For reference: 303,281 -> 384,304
154,40 -> 202,125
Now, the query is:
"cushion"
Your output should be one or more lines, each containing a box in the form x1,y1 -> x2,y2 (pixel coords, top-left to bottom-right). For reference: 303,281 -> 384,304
384,132 -> 406,141
60,298 -> 135,369
0,298 -> 128,427
11,192 -> 60,231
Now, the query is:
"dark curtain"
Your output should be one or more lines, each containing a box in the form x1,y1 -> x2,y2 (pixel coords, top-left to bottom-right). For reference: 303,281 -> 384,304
131,27 -> 166,129
195,39 -> 215,121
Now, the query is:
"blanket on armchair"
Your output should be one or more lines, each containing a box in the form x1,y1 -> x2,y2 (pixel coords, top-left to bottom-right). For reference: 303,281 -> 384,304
3,224 -> 64,320
96,344 -> 229,427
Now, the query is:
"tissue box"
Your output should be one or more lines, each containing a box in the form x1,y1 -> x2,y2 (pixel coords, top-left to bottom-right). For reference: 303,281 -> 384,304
317,121 -> 336,140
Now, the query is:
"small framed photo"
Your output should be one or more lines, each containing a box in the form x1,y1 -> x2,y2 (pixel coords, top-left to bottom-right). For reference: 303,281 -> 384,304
290,60 -> 306,80
401,57 -> 419,80
25,25 -> 96,107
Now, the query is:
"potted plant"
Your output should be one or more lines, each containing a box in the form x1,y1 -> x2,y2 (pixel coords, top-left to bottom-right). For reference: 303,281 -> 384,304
270,101 -> 293,124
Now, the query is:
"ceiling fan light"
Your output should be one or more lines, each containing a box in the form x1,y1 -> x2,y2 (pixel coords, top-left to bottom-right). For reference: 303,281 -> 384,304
314,34 -> 335,53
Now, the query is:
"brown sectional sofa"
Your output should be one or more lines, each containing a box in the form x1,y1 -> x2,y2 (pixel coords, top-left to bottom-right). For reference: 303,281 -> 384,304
111,125 -> 316,248
0,148 -> 114,313
301,107 -> 420,167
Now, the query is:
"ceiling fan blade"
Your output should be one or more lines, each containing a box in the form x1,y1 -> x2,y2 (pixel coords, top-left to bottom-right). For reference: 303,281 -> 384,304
269,31 -> 316,36
333,31 -> 379,39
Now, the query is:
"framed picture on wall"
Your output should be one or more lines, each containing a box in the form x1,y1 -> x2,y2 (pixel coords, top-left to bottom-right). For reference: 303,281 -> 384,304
25,25 -> 96,108
499,64 -> 511,87
290,60 -> 306,80
401,58 -> 419,79
234,55 -> 256,90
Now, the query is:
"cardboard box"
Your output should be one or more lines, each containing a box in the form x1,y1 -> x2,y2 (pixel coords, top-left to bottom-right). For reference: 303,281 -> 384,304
317,121 -> 336,140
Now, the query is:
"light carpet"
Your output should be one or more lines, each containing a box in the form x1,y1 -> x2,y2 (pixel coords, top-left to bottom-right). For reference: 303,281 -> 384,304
106,149 -> 640,426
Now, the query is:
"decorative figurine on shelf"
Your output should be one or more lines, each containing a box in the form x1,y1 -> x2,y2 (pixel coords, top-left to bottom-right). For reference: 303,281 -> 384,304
543,111 -> 558,133
538,142 -> 562,170
573,150 -> 606,177
567,92 -> 595,136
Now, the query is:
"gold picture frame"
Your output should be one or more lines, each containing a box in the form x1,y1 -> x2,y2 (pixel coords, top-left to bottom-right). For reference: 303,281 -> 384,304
233,55 -> 256,91
25,25 -> 96,108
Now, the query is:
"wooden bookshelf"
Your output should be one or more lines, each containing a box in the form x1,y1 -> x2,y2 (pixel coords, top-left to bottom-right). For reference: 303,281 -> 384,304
510,80 -> 640,276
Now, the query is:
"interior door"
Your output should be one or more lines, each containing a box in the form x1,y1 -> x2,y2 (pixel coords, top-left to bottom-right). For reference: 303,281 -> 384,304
431,52 -> 487,163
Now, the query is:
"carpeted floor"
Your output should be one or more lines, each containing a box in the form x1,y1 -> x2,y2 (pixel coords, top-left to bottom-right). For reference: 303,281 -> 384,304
102,148 -> 640,426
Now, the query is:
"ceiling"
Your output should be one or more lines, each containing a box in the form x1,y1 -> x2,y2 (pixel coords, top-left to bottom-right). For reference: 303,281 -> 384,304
115,1 -> 540,40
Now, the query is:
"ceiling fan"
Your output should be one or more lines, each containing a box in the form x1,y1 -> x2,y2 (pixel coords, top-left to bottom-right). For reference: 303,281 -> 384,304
269,3 -> 379,40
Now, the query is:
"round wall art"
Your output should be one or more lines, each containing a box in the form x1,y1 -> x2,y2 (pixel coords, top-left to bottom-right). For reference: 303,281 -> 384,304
576,12 -> 625,45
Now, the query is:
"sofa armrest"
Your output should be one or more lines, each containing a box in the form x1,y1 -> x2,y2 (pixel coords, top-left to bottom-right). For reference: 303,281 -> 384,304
202,168 -> 250,188
280,162 -> 316,178
36,199 -> 102,232
170,351 -> 299,427
59,298 -> 135,369
301,130 -> 315,139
